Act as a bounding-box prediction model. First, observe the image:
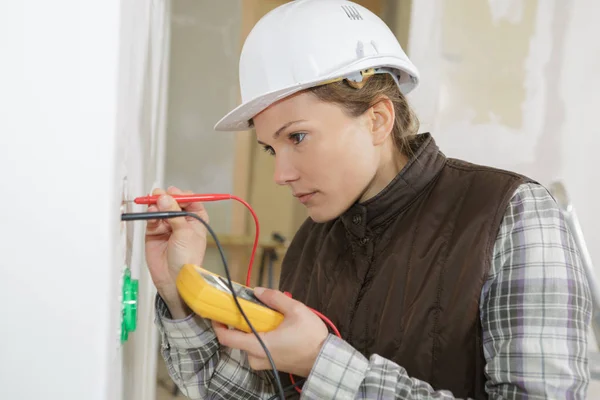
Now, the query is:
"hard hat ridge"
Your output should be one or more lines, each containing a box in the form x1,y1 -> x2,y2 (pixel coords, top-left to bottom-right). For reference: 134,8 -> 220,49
214,0 -> 420,131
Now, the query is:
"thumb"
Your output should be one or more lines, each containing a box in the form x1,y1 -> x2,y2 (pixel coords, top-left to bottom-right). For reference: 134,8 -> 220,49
254,287 -> 298,315
157,194 -> 187,231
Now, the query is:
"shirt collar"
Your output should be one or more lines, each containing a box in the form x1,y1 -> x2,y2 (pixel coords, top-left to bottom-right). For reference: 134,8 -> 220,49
341,133 -> 446,238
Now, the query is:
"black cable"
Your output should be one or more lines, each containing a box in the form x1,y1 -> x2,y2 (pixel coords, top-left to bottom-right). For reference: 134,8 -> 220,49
121,211 -> 286,400
266,379 -> 306,400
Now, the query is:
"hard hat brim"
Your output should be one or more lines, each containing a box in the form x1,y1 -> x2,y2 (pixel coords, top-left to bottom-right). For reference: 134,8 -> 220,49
213,55 -> 419,132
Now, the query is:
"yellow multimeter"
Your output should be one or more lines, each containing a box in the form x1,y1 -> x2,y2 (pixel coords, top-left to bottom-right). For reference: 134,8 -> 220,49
176,264 -> 284,333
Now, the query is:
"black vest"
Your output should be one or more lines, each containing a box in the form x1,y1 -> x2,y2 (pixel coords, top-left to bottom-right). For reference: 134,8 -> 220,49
278,133 -> 533,398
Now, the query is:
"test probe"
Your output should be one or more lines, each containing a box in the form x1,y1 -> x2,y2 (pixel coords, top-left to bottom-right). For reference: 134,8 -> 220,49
122,193 -> 341,398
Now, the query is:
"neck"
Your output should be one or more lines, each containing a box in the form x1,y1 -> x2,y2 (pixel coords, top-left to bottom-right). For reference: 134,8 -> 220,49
359,143 -> 408,202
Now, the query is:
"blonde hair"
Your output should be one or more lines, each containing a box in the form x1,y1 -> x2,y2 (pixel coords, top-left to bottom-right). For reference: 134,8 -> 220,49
248,73 -> 419,156
308,73 -> 419,156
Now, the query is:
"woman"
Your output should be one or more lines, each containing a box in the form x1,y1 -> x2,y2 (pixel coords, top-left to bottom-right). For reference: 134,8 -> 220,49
146,1 -> 591,398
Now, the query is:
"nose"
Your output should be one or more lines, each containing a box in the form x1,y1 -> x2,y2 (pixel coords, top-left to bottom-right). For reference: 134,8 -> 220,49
273,155 -> 299,186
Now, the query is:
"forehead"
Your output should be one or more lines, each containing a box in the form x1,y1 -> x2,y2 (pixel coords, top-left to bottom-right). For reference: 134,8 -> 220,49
253,91 -> 344,137
254,92 -> 316,125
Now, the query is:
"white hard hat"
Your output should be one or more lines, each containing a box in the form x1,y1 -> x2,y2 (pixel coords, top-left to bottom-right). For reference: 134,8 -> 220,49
214,0 -> 420,131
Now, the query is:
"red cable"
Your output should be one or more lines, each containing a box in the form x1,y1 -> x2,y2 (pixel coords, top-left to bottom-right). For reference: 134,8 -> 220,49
308,307 -> 341,338
135,192 -> 340,395
202,195 -> 342,394
134,193 -> 260,286
211,196 -> 342,395
225,196 -> 343,395
230,195 -> 260,287
287,305 -> 342,393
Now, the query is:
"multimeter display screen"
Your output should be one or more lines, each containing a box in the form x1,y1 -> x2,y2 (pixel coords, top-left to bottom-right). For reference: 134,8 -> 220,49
199,270 -> 275,310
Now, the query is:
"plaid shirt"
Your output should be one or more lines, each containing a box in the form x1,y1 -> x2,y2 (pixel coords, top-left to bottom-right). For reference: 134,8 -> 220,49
155,183 -> 592,399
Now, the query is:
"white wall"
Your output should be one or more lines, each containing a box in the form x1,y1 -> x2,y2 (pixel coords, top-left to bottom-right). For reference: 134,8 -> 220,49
407,0 -> 600,306
119,1 -> 171,400
0,1 -> 170,399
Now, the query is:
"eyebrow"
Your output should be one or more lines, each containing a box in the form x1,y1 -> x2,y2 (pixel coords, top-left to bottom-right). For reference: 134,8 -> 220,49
257,120 -> 306,145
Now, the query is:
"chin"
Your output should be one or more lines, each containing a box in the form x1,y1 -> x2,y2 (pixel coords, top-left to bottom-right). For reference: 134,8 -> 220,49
307,207 -> 341,223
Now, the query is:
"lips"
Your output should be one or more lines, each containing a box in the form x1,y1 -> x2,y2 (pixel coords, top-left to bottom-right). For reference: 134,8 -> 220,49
294,191 -> 316,205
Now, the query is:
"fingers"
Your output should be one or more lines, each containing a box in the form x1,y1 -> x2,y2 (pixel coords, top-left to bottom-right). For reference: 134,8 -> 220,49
156,192 -> 189,231
212,321 -> 227,330
212,322 -> 270,370
168,187 -> 209,217
145,205 -> 160,232
166,186 -> 209,235
253,287 -> 301,315
146,188 -> 167,229
212,320 -> 267,358
166,186 -> 189,206
146,186 -> 209,234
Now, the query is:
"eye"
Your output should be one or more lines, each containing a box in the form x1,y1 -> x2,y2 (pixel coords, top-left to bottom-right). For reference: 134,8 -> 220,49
262,145 -> 275,156
289,132 -> 306,145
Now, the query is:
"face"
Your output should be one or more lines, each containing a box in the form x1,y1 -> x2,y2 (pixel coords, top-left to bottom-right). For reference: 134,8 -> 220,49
253,91 -> 390,222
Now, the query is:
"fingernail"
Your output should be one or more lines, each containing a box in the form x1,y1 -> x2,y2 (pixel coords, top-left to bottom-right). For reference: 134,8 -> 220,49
254,287 -> 265,296
158,195 -> 171,208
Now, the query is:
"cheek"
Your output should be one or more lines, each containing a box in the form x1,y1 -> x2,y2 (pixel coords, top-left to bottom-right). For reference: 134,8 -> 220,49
304,142 -> 376,221
301,128 -> 375,192
339,158 -> 377,197
337,137 -> 377,182
321,142 -> 376,198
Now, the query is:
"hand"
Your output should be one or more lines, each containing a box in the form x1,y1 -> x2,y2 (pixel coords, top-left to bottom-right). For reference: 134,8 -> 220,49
213,288 -> 329,378
144,186 -> 209,318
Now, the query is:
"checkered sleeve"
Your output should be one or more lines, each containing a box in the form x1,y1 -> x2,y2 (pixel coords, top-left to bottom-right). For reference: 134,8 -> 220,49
301,334 -> 456,399
154,295 -> 276,400
301,182 -> 592,399
480,182 -> 591,398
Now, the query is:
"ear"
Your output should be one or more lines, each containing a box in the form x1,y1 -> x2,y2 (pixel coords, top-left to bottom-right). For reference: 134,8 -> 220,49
367,96 -> 395,146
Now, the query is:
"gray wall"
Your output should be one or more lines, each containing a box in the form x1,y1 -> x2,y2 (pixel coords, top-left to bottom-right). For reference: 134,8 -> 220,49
165,0 -> 242,273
